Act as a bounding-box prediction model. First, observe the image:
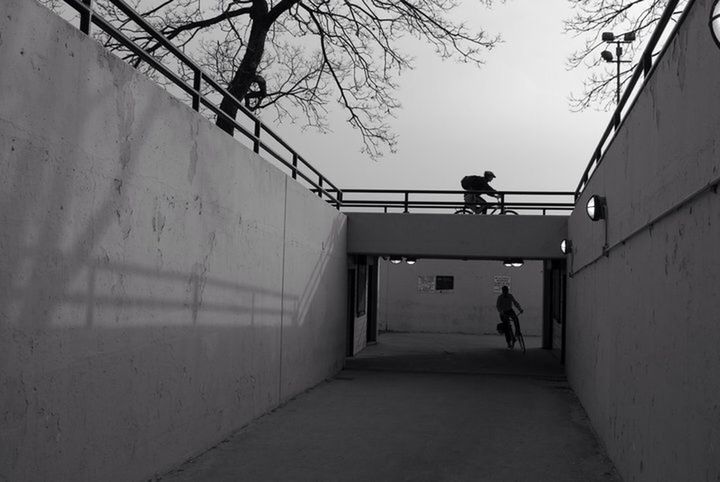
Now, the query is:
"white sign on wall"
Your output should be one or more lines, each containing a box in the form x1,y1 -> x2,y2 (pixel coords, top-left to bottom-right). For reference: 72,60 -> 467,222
417,276 -> 436,293
493,276 -> 511,293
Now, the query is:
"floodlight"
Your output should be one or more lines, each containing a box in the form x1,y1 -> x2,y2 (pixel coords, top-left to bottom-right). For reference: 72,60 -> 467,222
586,195 -> 606,221
405,258 -> 417,265
601,32 -> 615,42
503,259 -> 524,268
601,50 -> 614,62
623,32 -> 636,42
711,0 -> 720,50
389,256 -> 402,264
560,239 -> 573,254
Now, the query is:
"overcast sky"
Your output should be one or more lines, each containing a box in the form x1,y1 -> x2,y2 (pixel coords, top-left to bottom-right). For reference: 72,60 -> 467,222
269,0 -> 611,194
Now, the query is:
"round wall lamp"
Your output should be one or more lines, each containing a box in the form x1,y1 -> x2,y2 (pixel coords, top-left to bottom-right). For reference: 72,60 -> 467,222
586,195 -> 606,221
405,257 -> 417,265
503,259 -> 524,268
389,256 -> 402,264
711,0 -> 720,50
560,239 -> 573,254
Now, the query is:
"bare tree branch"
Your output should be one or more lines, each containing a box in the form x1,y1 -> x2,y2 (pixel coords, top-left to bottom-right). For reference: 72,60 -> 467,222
39,0 -> 500,159
565,0 -> 687,111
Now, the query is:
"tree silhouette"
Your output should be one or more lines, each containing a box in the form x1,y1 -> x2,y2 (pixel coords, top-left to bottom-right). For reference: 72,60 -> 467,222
45,0 -> 499,158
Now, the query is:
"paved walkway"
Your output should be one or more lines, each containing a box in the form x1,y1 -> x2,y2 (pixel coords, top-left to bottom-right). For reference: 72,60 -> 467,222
159,333 -> 620,481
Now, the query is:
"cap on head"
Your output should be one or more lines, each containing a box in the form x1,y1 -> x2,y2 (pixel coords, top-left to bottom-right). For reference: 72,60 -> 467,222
484,171 -> 496,179
501,285 -> 509,293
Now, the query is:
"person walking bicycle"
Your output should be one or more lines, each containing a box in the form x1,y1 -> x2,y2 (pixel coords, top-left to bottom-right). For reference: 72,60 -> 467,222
496,285 -> 523,349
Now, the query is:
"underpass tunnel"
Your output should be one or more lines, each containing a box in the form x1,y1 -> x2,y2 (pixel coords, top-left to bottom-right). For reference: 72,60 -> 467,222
345,255 -> 567,373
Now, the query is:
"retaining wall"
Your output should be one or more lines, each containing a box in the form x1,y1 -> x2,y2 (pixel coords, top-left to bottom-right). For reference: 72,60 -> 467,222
0,1 -> 346,480
566,1 -> 720,480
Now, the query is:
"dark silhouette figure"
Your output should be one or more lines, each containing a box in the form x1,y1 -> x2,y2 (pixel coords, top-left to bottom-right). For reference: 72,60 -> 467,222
496,285 -> 523,349
461,171 -> 498,214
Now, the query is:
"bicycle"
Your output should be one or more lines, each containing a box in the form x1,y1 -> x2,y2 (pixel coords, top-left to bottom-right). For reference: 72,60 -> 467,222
498,311 -> 526,354
454,193 -> 518,215
512,313 -> 526,354
454,205 -> 519,215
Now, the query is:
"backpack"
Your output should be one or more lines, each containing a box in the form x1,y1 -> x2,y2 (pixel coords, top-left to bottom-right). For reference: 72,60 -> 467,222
496,322 -> 505,334
461,176 -> 473,190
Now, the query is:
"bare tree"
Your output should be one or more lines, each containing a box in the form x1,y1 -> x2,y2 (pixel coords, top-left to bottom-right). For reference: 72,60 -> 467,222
44,0 -> 499,158
565,0 -> 688,111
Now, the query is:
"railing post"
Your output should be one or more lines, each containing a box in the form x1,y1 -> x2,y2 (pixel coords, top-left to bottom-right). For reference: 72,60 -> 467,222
192,69 -> 201,111
318,177 -> 323,198
80,0 -> 92,34
292,154 -> 298,179
499,193 -> 505,213
336,190 -> 343,210
643,52 -> 652,77
403,192 -> 409,213
253,119 -> 260,154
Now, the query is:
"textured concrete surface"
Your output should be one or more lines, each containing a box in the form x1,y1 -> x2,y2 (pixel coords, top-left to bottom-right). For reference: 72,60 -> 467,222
347,213 -> 568,260
0,1 -> 346,480
566,0 -> 720,480
160,333 -> 619,481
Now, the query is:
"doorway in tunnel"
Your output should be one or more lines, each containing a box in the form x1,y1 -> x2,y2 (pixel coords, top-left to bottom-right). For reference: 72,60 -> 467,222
543,259 -> 567,363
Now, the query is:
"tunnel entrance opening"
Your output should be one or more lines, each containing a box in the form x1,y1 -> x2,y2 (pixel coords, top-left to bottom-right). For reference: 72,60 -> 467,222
347,256 -> 567,369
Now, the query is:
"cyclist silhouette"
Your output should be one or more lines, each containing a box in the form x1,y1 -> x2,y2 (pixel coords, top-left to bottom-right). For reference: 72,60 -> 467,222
496,285 -> 524,349
461,171 -> 499,214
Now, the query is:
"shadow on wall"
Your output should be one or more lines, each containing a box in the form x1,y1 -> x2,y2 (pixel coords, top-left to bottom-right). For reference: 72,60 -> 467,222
0,115 -> 343,482
288,214 -> 346,328
0,71 -> 153,332
0,9 -> 346,479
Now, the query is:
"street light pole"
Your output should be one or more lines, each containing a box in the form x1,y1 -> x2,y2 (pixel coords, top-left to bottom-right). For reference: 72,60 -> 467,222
600,32 -> 635,105
615,42 -> 622,104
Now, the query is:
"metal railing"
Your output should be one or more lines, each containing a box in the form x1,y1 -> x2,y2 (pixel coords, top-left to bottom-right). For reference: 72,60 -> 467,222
575,0 -> 697,197
61,0 -> 343,207
337,189 -> 576,215
54,0 -> 577,216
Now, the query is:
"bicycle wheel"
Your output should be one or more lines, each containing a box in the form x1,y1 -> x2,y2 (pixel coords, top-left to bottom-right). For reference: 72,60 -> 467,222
488,208 -> 519,215
454,208 -> 475,214
516,330 -> 526,354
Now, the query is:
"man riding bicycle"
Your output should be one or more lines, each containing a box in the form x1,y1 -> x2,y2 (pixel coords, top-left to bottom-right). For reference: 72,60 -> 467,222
496,285 -> 523,349
461,171 -> 499,214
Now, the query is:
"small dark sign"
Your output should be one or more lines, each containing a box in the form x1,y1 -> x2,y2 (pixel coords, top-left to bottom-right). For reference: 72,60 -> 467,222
435,276 -> 454,291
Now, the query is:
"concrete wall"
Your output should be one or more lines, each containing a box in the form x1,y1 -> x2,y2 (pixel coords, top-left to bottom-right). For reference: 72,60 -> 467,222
566,1 -> 720,480
347,213 -> 567,260
0,1 -> 346,480
378,259 -> 543,336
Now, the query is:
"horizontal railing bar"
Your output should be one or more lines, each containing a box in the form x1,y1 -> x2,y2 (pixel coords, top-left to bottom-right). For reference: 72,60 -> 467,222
339,189 -> 575,196
341,205 -> 573,211
63,0 -> 342,204
574,0 -> 691,196
66,3 -> 197,101
259,145 -> 339,204
198,73 -> 254,119
339,200 -> 574,206
199,96 -> 258,143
